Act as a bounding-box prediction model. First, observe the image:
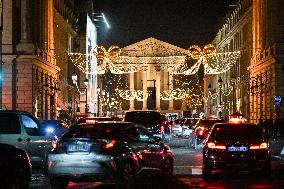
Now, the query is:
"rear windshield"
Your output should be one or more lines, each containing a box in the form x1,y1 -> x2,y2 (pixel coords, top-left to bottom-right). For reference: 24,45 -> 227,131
210,124 -> 263,140
61,123 -> 131,140
125,112 -> 162,125
198,119 -> 225,129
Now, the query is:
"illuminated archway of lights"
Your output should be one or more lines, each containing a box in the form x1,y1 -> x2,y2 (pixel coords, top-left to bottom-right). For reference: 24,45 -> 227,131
184,44 -> 240,75
94,45 -> 121,74
68,44 -> 239,75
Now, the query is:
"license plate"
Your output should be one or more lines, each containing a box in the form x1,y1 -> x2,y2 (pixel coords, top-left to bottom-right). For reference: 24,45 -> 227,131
228,146 -> 248,152
68,144 -> 90,152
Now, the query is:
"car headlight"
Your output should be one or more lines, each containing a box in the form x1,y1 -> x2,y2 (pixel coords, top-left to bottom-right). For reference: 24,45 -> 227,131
46,127 -> 54,134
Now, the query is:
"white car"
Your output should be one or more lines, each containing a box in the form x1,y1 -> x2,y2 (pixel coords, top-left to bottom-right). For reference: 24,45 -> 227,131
172,118 -> 198,137
172,119 -> 183,136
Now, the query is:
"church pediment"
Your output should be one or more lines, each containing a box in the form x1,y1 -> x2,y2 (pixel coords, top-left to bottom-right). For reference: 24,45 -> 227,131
121,37 -> 188,57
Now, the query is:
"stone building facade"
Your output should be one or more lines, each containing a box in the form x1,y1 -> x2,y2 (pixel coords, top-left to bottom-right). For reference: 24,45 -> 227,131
210,0 -> 284,128
118,37 -> 188,116
1,0 -> 80,120
209,0 -> 252,120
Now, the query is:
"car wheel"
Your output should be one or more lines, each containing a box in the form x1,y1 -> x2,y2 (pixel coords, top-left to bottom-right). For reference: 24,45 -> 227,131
49,178 -> 68,189
118,161 -> 135,189
162,157 -> 173,178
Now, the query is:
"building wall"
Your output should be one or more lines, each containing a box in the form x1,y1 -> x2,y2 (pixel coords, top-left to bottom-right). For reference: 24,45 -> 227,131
1,0 -> 79,121
250,0 -> 284,125
211,0 -> 284,129
210,0 -> 252,120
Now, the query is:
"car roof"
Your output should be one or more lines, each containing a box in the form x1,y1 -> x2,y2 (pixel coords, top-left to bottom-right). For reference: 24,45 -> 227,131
75,121 -> 139,128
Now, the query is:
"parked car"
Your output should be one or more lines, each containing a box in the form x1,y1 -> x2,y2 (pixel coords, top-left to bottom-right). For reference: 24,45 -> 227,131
203,120 -> 271,176
48,121 -> 173,188
124,110 -> 171,140
0,110 -> 53,170
42,119 -> 70,138
0,143 -> 32,188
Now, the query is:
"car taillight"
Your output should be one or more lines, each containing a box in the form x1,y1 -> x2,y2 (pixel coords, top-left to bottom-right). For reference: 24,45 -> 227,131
51,140 -> 61,151
103,140 -> 116,149
85,119 -> 97,124
249,142 -> 268,150
207,142 -> 226,150
198,130 -> 204,136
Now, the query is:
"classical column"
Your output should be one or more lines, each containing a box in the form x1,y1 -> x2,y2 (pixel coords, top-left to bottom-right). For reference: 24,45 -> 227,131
168,74 -> 174,110
16,0 -> 34,53
142,67 -> 148,110
155,65 -> 161,110
129,72 -> 135,110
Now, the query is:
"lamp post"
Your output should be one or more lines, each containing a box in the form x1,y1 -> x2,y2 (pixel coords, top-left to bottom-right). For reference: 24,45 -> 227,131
218,76 -> 223,119
230,74 -> 236,113
208,83 -> 212,115
84,78 -> 89,114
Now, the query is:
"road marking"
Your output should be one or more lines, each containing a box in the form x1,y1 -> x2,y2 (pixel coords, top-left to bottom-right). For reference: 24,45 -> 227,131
174,165 -> 203,175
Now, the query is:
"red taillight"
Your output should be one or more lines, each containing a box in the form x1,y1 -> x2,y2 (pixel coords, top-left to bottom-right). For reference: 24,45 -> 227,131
207,142 -> 226,150
85,119 -> 97,124
250,142 -> 268,150
51,140 -> 60,150
103,140 -> 116,149
198,130 -> 204,136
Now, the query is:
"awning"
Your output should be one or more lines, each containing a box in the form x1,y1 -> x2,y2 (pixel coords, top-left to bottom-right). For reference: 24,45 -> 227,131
57,98 -> 68,111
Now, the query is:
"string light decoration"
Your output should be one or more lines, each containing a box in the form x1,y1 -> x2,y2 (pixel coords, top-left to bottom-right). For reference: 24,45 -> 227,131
184,44 -> 240,75
94,45 -> 121,74
68,52 -> 95,74
116,89 -> 149,101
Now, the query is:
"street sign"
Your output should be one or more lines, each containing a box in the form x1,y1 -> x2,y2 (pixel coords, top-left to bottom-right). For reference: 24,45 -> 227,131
274,96 -> 282,109
274,96 -> 281,102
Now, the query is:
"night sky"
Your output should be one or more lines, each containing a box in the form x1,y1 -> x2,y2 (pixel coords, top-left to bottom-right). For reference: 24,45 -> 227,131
94,0 -> 239,49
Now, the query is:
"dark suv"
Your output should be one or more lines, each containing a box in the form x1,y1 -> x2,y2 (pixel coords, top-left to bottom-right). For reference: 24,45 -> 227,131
124,111 -> 170,139
48,121 -> 173,188
203,122 -> 271,176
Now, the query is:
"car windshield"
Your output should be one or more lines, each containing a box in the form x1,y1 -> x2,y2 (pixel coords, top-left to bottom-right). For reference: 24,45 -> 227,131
125,112 -> 162,125
210,124 -> 263,141
61,123 -> 132,140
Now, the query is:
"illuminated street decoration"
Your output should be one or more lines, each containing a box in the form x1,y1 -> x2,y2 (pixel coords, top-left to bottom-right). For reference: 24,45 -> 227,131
184,44 -> 240,75
94,45 -> 121,74
116,89 -> 148,101
68,52 -> 94,74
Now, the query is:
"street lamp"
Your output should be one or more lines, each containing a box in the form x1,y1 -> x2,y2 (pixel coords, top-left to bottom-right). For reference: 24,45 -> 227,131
230,74 -> 236,113
208,83 -> 212,115
218,76 -> 223,119
84,78 -> 89,114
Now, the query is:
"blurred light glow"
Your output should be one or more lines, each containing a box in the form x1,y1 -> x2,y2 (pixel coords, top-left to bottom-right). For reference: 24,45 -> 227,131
102,13 -> 110,29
